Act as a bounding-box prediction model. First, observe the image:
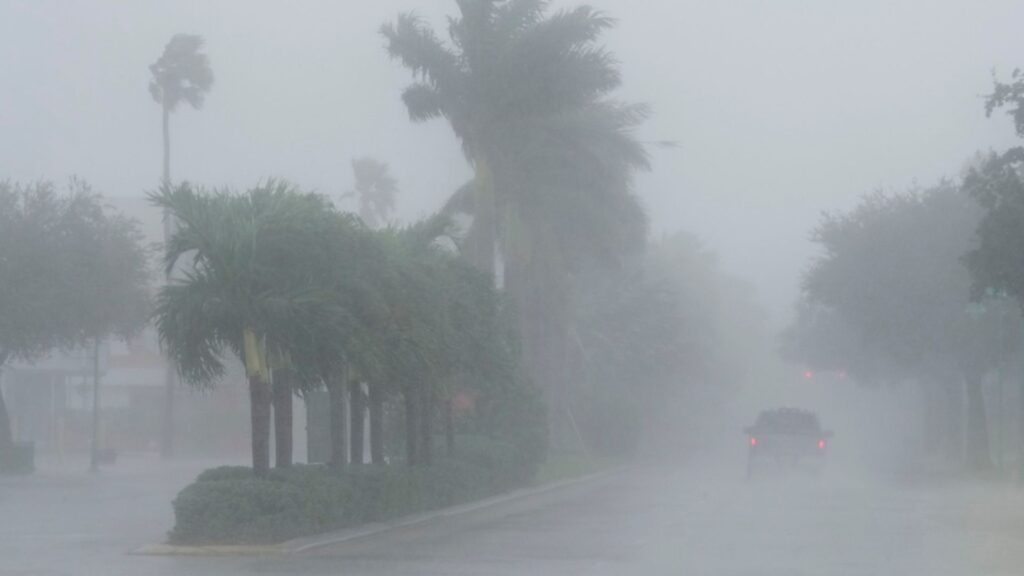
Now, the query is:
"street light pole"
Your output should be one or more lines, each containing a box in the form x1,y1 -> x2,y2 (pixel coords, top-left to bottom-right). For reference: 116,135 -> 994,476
89,337 -> 101,473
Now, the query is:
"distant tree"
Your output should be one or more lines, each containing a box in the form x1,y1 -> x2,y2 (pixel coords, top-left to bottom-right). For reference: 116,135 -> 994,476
346,157 -> 399,229
60,180 -> 151,471
0,180 -> 150,464
149,34 -> 214,187
149,33 -> 213,458
985,68 -> 1024,138
798,184 -> 1021,469
965,68 -> 1024,310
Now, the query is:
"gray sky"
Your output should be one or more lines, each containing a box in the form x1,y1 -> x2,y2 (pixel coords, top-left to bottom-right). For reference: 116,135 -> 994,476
2,0 -> 1022,325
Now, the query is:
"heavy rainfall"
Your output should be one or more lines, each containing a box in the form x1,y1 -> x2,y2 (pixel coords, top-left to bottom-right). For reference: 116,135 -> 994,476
1,1 -> 1024,575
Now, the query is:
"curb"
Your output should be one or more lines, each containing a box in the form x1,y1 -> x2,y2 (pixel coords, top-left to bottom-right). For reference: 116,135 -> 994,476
285,465 -> 626,554
130,543 -> 285,557
132,465 -> 627,557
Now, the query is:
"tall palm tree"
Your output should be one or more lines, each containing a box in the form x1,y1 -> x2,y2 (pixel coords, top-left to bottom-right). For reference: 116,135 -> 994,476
382,0 -> 649,439
151,181 -> 341,476
149,33 -> 213,458
149,34 -> 214,187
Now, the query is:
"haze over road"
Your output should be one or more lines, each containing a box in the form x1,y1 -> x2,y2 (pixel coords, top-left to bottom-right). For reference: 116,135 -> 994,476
4,455 -> 1022,575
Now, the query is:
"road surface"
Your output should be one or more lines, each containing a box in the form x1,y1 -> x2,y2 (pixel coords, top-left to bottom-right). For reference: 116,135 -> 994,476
2,454 -> 1024,575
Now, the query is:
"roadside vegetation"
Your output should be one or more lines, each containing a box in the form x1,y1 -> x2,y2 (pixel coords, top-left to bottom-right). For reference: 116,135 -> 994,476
784,69 -> 1024,474
3,0 -> 1024,548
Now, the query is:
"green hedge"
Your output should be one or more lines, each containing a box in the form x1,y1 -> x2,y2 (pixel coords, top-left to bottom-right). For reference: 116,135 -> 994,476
170,436 -> 534,545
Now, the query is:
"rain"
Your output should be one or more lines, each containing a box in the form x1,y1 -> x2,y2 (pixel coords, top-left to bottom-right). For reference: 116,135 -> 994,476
2,1 -> 1024,575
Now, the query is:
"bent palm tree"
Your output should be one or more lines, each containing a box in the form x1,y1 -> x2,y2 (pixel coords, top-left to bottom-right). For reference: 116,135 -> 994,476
382,0 -> 649,438
149,34 -> 213,457
149,34 -> 214,187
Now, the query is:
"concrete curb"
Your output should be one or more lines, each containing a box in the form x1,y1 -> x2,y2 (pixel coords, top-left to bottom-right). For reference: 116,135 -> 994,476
285,465 -> 627,554
129,543 -> 285,557
132,465 -> 626,557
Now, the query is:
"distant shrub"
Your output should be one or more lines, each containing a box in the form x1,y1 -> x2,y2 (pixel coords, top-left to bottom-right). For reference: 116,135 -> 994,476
169,437 -> 538,545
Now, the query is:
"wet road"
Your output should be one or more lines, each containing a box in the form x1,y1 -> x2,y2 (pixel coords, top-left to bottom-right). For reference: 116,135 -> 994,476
3,456 -> 1024,575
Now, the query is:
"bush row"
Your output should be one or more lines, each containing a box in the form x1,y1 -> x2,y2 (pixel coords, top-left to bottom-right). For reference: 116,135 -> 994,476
169,436 -> 535,545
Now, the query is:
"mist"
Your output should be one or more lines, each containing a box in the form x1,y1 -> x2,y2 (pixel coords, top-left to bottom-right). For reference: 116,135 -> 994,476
2,1 -> 1024,574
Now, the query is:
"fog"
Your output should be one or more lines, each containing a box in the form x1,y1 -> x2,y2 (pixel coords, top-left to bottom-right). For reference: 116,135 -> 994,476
4,1 -> 1022,321
3,1 -> 1024,574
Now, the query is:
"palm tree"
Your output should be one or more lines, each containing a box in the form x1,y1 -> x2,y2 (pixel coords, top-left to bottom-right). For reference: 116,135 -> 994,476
151,181 -> 340,476
382,0 -> 649,440
149,34 -> 214,187
343,157 -> 399,461
149,34 -> 213,458
346,157 -> 399,229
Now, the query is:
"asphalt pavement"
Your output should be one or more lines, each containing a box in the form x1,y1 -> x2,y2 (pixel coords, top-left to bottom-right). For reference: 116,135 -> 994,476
2,453 -> 1024,575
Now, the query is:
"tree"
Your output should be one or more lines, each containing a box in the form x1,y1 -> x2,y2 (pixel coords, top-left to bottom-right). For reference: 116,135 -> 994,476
149,34 -> 214,187
152,181 -> 342,476
0,182 -> 87,453
382,0 -> 649,440
796,184 -> 1021,469
965,67 -> 1024,309
58,179 -> 151,472
0,181 -> 150,464
985,68 -> 1024,139
346,157 -> 399,229
343,156 -> 400,463
149,33 -> 214,458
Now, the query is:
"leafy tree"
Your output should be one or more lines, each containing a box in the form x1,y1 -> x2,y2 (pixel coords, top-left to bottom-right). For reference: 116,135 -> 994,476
0,181 -> 150,462
571,231 -> 768,457
985,68 -> 1024,138
382,0 -> 649,440
796,184 -> 1021,469
152,181 -> 343,476
60,179 -> 151,471
965,67 -> 1024,310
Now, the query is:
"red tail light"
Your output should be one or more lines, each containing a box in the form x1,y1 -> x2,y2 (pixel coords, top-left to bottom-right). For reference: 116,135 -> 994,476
749,437 -> 758,447
817,439 -> 826,449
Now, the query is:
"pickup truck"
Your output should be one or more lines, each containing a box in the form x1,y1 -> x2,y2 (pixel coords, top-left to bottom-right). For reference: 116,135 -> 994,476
744,408 -> 832,477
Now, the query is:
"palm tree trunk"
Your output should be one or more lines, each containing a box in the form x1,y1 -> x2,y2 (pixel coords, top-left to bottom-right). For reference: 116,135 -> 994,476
328,374 -> 347,468
349,380 -> 365,464
419,381 -> 433,466
160,103 -> 176,460
248,375 -> 271,477
162,104 -> 171,186
160,364 -> 175,459
445,397 -> 454,458
272,369 -> 293,468
466,160 -> 497,278
0,352 -> 13,452
404,386 -> 419,465
966,372 -> 993,471
369,383 -> 384,464
89,338 -> 102,473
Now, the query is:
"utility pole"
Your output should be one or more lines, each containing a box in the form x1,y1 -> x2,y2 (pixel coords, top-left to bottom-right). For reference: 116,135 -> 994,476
89,338 -> 102,473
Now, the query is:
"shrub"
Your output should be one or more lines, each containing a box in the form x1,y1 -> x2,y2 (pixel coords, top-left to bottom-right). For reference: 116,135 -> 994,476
169,437 -> 540,545
170,479 -> 313,545
195,465 -> 252,483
